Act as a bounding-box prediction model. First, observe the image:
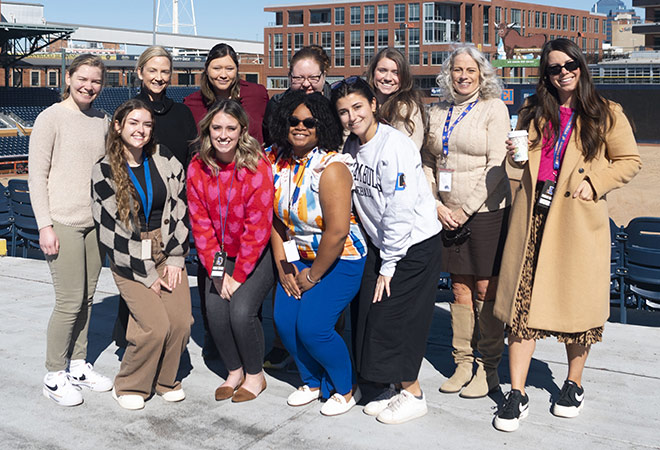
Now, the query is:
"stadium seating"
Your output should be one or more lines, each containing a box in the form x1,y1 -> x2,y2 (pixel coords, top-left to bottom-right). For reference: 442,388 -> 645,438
7,179 -> 39,258
0,183 -> 12,251
623,217 -> 660,311
0,136 -> 30,161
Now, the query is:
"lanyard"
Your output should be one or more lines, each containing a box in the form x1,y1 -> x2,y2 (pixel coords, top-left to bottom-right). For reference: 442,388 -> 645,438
551,111 -> 575,181
286,148 -> 315,227
127,153 -> 153,225
217,167 -> 236,252
442,99 -> 479,157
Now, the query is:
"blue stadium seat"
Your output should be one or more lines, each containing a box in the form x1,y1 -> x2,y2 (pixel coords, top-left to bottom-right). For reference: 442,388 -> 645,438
624,217 -> 660,311
7,179 -> 39,257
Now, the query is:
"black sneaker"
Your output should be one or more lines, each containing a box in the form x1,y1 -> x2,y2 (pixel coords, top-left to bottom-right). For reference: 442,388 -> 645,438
493,389 -> 529,432
552,380 -> 584,418
263,347 -> 292,370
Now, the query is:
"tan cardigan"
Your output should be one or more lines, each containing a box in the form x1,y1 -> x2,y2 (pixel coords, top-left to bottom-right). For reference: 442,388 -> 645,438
422,92 -> 511,216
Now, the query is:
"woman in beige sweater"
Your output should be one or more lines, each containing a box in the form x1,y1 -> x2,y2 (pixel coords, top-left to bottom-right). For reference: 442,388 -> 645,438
366,47 -> 426,150
28,54 -> 113,407
422,46 -> 511,399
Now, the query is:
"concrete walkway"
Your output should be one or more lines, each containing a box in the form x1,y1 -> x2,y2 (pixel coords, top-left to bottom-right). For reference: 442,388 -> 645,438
0,256 -> 658,449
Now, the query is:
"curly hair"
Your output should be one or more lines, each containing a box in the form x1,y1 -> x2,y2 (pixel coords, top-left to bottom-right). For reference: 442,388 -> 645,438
366,47 -> 426,138
105,99 -> 157,227
518,39 -> 613,162
192,99 -> 263,173
269,90 -> 342,157
200,43 -> 241,106
436,46 -> 503,102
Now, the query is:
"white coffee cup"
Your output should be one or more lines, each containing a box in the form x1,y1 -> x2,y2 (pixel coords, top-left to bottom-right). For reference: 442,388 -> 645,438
508,130 -> 529,162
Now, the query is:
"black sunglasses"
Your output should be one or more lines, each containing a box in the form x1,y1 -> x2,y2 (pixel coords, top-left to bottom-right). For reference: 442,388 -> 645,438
331,75 -> 367,91
546,60 -> 580,76
288,116 -> 318,128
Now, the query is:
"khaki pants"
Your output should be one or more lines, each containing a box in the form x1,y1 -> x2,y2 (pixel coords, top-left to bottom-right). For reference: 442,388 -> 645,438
112,229 -> 192,398
45,222 -> 102,372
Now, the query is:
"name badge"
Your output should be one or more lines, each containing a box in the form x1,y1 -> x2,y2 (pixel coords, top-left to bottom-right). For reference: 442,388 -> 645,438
141,239 -> 152,260
211,251 -> 227,279
437,168 -> 454,192
283,239 -> 300,263
536,179 -> 556,212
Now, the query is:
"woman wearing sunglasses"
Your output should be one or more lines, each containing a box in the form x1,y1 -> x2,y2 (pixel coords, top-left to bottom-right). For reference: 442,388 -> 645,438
332,77 -> 442,425
366,47 -> 426,150
492,39 -> 641,432
422,46 -> 511,399
268,90 -> 367,416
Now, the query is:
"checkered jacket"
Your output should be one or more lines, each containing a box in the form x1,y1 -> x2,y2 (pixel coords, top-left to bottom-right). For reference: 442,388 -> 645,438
92,145 -> 189,288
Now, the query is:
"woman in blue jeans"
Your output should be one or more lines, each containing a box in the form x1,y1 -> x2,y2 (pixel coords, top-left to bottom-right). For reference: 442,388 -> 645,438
268,91 -> 367,416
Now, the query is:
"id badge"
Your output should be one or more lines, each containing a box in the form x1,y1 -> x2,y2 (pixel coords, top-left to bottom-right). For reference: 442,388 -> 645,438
437,168 -> 454,192
141,239 -> 152,260
283,239 -> 300,263
536,179 -> 556,212
211,251 -> 227,279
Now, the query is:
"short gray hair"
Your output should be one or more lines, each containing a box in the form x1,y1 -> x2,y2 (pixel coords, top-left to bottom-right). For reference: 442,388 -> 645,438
436,46 -> 503,102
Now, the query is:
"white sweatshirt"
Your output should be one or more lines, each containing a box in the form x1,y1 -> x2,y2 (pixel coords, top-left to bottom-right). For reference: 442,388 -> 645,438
344,124 -> 441,277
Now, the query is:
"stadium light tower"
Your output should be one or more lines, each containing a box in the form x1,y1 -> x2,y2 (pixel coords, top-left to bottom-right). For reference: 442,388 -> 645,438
156,0 -> 198,35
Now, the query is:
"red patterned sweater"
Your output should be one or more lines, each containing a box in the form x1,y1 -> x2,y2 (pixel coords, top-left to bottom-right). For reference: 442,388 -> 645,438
186,154 -> 274,283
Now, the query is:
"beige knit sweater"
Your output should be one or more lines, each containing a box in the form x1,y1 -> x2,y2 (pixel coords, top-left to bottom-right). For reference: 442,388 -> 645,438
28,102 -> 108,230
391,102 -> 425,151
422,90 -> 511,216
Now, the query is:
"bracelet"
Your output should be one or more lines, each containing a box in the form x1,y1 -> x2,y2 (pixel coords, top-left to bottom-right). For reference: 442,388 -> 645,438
306,271 -> 320,285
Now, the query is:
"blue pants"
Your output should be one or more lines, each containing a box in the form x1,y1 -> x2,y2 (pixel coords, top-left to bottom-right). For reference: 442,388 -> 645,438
274,257 -> 365,398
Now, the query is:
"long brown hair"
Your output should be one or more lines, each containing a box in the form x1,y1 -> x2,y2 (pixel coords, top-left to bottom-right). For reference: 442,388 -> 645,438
518,39 -> 613,162
366,48 -> 426,138
105,99 -> 157,227
200,43 -> 241,106
192,99 -> 263,173
62,54 -> 105,100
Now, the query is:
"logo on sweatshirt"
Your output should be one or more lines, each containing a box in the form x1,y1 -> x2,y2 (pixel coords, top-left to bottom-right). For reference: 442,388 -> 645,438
395,173 -> 406,191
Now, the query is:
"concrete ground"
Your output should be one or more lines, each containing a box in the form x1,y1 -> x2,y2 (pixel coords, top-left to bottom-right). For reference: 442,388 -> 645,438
0,256 -> 658,450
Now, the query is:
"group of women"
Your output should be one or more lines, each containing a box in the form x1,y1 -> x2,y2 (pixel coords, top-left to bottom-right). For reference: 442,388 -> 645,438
30,38 -> 640,430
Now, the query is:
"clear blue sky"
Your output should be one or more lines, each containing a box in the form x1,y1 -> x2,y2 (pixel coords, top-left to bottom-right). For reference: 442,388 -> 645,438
39,0 -> 642,42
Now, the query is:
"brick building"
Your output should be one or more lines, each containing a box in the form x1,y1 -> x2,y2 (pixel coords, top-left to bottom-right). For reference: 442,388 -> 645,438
263,0 -> 608,95
633,0 -> 660,49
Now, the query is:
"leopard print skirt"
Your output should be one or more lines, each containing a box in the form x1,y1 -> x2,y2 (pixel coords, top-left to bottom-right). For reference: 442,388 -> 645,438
507,187 -> 603,346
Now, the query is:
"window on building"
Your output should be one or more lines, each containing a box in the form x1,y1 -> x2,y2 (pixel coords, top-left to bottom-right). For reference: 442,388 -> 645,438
423,3 -> 460,44
483,5 -> 489,44
582,37 -> 587,50
602,19 -> 606,34
289,10 -> 303,26
351,30 -> 361,66
495,7 -> 502,25
431,51 -> 449,65
535,11 -> 540,28
365,5 -> 375,24
351,48 -> 361,67
310,9 -> 331,24
274,33 -> 283,68
511,9 -> 521,29
570,15 -> 575,32
335,7 -> 344,25
294,33 -> 304,51
47,71 -> 58,87
335,31 -> 345,48
309,32 -> 314,45
542,12 -> 547,29
30,71 -> 40,87
395,4 -> 405,22
267,77 -> 289,90
594,18 -> 598,34
394,28 -> 405,50
409,27 -> 420,65
365,30 -> 375,48
378,5 -> 389,23
594,38 -> 599,51
378,29 -> 389,48
465,4 -> 472,43
322,31 -> 331,51
335,48 -> 345,67
582,17 -> 587,33
409,3 -> 420,21
550,13 -> 555,30
106,72 -> 120,87
350,6 -> 360,25
563,15 -> 568,31
275,12 -> 283,26
365,48 -> 375,65
423,52 -> 428,65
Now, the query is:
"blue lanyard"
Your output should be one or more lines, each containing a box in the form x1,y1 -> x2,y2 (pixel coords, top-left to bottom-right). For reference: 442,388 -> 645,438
217,167 -> 236,252
127,153 -> 153,224
442,99 -> 479,157
552,111 -> 575,181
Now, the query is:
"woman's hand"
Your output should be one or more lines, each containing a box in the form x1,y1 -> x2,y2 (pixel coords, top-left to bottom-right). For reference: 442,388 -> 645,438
505,138 -> 516,158
162,265 -> 183,290
221,275 -> 242,300
450,208 -> 469,227
150,277 -> 171,296
277,261 -> 301,300
39,226 -> 59,256
373,275 -> 392,303
295,267 -> 317,293
437,204 -> 459,230
573,179 -> 596,201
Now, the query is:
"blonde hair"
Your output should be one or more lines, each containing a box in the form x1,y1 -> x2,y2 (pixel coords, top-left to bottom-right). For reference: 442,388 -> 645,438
193,99 -> 263,173
136,46 -> 173,73
62,54 -> 105,100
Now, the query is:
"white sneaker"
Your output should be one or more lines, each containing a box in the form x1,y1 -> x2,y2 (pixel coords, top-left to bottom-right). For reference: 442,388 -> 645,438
376,389 -> 428,424
158,388 -> 186,402
68,361 -> 113,392
363,384 -> 399,416
287,385 -> 321,406
321,388 -> 362,416
112,387 -> 145,410
42,371 -> 83,407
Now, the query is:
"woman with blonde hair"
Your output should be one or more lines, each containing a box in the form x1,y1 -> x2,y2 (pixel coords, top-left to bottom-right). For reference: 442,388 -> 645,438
92,98 -> 191,410
29,53 -> 113,406
423,46 -> 511,399
187,99 -> 274,402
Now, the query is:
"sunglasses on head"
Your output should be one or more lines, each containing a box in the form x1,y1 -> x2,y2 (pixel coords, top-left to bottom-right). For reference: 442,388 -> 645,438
546,60 -> 580,76
288,116 -> 318,128
331,75 -> 367,91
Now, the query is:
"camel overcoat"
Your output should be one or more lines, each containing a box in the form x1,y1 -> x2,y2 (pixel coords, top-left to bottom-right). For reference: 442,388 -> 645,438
494,102 -> 641,333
